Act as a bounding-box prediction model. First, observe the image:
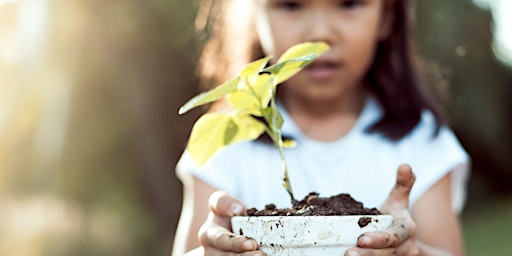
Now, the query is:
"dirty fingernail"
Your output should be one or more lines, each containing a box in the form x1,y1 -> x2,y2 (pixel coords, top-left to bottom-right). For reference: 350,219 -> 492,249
346,251 -> 360,256
359,235 -> 372,246
232,204 -> 243,215
242,239 -> 255,250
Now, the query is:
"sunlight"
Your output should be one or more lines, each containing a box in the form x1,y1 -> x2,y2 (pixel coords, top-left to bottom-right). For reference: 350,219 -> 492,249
0,0 -> 17,6
0,0 -> 70,167
0,196 -> 83,255
1,0 -> 72,202
491,0 -> 512,66
0,0 -> 48,133
473,0 -> 512,66
18,0 -> 48,66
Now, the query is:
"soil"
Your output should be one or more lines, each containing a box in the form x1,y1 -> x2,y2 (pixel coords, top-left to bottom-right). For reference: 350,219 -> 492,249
245,192 -> 382,217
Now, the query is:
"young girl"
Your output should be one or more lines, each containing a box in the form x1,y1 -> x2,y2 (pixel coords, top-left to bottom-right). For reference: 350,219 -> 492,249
174,0 -> 469,255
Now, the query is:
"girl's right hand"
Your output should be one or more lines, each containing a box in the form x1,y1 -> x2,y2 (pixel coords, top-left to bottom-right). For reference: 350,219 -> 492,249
198,191 -> 266,256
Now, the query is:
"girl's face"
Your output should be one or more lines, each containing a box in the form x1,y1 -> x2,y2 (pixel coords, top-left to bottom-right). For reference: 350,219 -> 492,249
255,0 -> 391,103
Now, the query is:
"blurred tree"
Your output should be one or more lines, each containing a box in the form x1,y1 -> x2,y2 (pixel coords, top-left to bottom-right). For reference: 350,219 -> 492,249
52,0 -> 200,254
0,0 -> 199,254
415,0 -> 512,200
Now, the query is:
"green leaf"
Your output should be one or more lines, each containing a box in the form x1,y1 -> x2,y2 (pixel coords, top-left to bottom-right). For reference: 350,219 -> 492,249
230,114 -> 266,142
178,77 -> 240,115
251,73 -> 276,107
283,139 -> 297,148
227,73 -> 276,116
224,118 -> 238,144
187,112 -> 265,166
187,113 -> 230,166
179,43 -> 327,114
227,90 -> 261,116
264,56 -> 315,84
262,105 -> 284,133
277,42 -> 329,63
240,56 -> 273,83
263,42 -> 329,84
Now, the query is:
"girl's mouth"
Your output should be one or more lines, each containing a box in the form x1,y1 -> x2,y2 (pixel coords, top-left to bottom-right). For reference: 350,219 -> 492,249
304,60 -> 341,79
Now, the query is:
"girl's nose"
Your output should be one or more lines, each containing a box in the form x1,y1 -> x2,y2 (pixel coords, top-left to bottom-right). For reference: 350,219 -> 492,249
304,12 -> 336,44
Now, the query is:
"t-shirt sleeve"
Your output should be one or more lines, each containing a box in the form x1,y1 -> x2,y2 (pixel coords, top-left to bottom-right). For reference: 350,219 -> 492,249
406,112 -> 471,214
176,146 -> 241,197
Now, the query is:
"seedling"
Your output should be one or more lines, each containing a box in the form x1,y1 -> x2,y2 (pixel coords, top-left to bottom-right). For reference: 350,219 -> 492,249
179,42 -> 329,204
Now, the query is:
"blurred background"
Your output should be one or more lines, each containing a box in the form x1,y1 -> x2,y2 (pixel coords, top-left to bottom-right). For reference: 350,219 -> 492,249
0,0 -> 511,255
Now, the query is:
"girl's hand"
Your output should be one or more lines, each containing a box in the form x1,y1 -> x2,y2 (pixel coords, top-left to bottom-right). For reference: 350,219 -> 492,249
198,191 -> 266,256
346,164 -> 419,256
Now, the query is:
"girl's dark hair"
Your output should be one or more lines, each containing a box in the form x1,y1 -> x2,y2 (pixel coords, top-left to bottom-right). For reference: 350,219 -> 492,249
364,0 -> 445,140
195,0 -> 444,140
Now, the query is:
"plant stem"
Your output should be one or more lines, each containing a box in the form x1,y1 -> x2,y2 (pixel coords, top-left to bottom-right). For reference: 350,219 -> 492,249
276,135 -> 296,205
267,95 -> 296,205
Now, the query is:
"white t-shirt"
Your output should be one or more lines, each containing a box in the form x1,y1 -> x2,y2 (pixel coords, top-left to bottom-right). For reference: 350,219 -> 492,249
177,96 -> 470,213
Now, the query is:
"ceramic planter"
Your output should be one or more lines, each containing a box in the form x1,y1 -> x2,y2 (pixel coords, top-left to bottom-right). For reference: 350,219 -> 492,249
231,215 -> 392,256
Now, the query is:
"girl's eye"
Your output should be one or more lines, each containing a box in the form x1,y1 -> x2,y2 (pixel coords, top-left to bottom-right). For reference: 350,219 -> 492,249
276,0 -> 302,11
339,0 -> 363,9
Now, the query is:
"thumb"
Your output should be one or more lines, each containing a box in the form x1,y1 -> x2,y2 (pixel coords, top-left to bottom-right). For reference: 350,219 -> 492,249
209,191 -> 246,217
380,164 -> 416,214
208,191 -> 247,231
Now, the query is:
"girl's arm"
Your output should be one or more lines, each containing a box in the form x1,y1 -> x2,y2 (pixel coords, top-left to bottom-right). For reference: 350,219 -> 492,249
413,172 -> 464,255
172,173 -> 212,255
172,173 -> 261,256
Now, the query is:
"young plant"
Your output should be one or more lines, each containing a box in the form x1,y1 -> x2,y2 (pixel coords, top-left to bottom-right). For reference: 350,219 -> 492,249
179,42 -> 329,204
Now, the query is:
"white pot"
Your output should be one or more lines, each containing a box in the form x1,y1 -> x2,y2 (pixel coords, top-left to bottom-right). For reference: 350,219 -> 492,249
231,215 -> 392,256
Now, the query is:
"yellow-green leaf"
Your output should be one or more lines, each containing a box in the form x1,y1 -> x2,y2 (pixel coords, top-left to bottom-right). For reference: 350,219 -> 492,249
277,42 -> 329,63
230,113 -> 266,143
263,42 -> 329,84
262,106 -> 284,131
227,89 -> 261,116
187,112 -> 265,166
178,77 -> 240,115
265,58 -> 314,84
240,56 -> 273,84
187,113 -> 231,166
227,74 -> 276,115
249,73 -> 276,108
283,139 -> 297,148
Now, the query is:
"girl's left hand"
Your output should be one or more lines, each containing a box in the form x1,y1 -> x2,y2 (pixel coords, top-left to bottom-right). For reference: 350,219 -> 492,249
346,164 -> 420,256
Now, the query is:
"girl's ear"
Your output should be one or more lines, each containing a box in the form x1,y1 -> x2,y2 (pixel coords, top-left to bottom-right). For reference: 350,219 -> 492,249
378,0 -> 395,41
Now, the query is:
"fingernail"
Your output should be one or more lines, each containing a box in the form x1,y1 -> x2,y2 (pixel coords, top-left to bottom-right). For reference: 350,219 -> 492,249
359,235 -> 372,246
242,239 -> 255,250
232,204 -> 243,215
346,251 -> 360,256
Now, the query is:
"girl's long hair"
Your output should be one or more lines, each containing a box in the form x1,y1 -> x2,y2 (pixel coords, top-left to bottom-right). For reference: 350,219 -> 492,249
195,0 -> 444,141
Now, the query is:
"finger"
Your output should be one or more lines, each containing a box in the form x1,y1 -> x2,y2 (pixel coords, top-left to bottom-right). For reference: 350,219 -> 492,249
347,238 -> 419,256
208,192 -> 247,229
199,223 -> 259,253
209,191 -> 246,217
357,209 -> 416,249
381,164 -> 416,214
204,246 -> 267,256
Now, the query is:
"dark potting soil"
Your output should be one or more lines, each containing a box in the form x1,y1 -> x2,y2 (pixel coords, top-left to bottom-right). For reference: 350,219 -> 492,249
246,192 -> 382,217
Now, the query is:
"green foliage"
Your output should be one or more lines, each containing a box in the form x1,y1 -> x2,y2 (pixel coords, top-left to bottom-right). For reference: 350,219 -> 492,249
179,42 -> 329,166
179,42 -> 329,202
